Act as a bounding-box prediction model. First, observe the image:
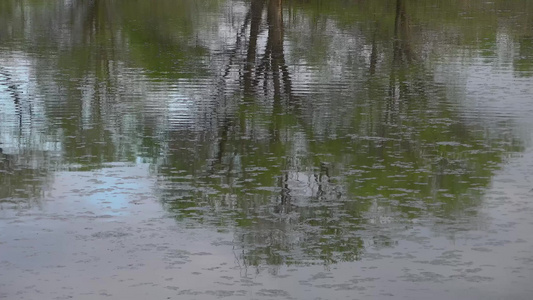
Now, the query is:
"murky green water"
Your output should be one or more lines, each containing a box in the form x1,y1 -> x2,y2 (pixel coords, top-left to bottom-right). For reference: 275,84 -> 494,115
1,0 -> 533,299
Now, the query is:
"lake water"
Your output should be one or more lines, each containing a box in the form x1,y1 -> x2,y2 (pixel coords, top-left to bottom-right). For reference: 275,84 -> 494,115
1,0 -> 533,299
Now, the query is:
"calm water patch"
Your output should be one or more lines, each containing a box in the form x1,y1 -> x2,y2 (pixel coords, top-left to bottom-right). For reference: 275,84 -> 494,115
1,0 -> 533,299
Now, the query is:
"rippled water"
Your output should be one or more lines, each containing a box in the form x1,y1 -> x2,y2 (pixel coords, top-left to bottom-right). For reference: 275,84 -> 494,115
1,0 -> 533,299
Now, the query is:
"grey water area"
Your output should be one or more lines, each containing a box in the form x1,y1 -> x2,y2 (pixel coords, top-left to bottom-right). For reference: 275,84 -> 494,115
1,0 -> 533,299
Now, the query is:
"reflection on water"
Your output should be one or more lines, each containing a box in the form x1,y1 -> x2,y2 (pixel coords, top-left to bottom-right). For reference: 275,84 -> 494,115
1,0 -> 533,299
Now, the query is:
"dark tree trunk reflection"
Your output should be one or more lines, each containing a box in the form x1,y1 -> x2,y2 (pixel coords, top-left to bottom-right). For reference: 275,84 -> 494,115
393,0 -> 414,64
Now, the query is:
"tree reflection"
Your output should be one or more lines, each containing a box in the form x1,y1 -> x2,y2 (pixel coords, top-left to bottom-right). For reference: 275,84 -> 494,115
157,0 -> 525,268
0,0 -> 530,267
0,149 -> 52,210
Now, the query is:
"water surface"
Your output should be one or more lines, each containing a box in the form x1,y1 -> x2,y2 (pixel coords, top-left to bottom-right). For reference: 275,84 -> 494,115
1,0 -> 533,299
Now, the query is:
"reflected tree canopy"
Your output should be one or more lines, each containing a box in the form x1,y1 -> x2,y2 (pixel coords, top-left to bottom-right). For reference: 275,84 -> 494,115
0,0 -> 531,267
